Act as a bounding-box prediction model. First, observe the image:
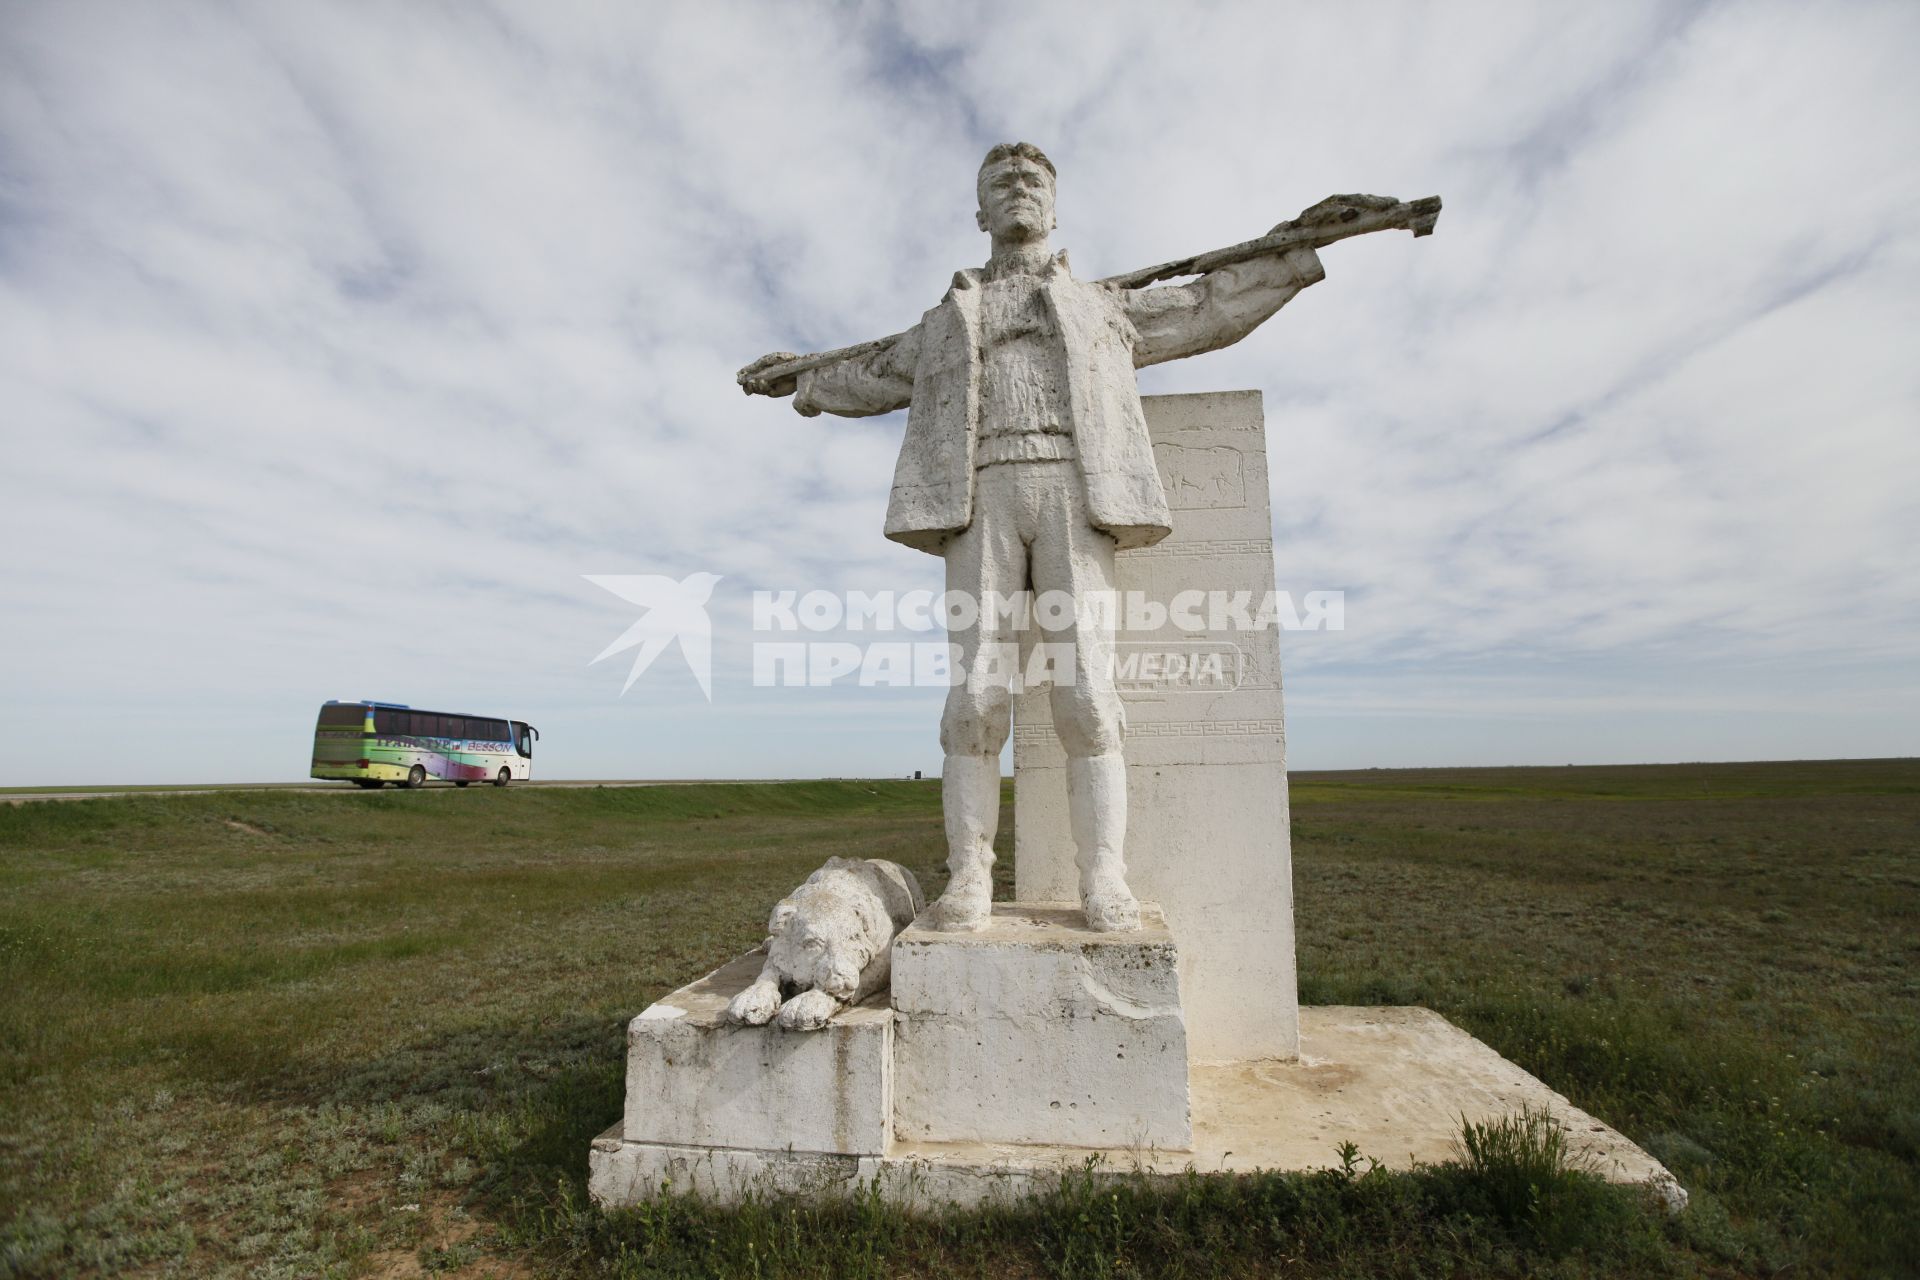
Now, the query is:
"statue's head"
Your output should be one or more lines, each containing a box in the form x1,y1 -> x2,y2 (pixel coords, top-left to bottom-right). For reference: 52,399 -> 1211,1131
975,141 -> 1056,242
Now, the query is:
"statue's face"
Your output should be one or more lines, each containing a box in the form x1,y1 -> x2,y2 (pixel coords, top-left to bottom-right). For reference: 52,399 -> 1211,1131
976,156 -> 1055,241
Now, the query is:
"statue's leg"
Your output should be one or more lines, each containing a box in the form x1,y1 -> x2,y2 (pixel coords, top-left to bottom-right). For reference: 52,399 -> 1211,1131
1067,753 -> 1135,930
935,752 -> 1001,931
1030,464 -> 1138,932
931,470 -> 1022,932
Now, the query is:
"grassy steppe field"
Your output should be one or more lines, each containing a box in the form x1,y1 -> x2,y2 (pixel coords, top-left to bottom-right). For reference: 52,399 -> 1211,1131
2,761 -> 1916,1278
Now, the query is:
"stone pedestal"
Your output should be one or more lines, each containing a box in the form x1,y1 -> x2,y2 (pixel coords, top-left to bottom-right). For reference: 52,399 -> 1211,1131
1015,389 -> 1300,1062
589,1003 -> 1686,1212
622,949 -> 892,1156
890,904 -> 1191,1151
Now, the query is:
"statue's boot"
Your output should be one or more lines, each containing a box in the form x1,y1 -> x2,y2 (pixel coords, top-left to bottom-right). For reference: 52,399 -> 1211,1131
931,752 -> 998,932
1069,754 -> 1140,932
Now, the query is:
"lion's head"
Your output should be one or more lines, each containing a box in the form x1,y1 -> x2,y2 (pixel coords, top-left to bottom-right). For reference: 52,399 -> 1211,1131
765,877 -> 884,1000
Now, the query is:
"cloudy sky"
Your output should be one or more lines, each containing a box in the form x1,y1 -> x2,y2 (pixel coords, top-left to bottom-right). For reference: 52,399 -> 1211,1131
3,0 -> 1916,785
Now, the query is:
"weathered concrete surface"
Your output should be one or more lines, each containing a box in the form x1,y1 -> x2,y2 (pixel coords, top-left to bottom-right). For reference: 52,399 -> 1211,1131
1016,390 -> 1300,1063
622,950 -> 892,1156
590,1005 -> 1685,1211
890,903 -> 1191,1150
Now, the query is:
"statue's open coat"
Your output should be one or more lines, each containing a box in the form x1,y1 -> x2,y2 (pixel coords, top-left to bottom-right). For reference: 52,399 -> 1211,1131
795,248 -> 1323,555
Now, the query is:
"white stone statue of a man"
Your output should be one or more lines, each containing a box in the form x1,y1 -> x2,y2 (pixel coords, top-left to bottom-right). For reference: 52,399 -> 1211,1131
742,143 -> 1327,933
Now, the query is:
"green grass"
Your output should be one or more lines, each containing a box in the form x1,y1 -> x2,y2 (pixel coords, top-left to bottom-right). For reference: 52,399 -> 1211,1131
0,783 -> 325,795
1,762 -> 1916,1277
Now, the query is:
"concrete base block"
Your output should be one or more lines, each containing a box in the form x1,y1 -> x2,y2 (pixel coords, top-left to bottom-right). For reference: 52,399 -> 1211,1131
589,1006 -> 1686,1212
890,903 -> 1191,1151
622,949 -> 892,1156
589,1129 -> 872,1205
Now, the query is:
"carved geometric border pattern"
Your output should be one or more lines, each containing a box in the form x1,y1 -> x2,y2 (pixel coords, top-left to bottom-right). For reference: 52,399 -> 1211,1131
1159,416 -> 1264,434
1125,538 -> 1274,560
1014,717 -> 1285,745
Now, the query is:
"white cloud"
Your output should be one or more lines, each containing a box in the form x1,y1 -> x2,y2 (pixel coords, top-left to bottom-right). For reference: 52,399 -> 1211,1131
1,0 -> 1915,783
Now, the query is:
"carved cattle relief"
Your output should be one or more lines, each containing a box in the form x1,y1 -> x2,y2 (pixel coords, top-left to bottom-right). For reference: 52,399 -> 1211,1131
1155,442 -> 1247,510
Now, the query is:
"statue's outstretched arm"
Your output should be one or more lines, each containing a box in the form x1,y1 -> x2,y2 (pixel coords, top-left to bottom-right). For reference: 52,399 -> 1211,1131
1124,246 -> 1324,369
739,325 -> 921,419
1119,192 -> 1439,368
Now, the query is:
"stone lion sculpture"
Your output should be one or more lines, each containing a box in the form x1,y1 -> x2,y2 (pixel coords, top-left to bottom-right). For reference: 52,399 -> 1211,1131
725,857 -> 925,1031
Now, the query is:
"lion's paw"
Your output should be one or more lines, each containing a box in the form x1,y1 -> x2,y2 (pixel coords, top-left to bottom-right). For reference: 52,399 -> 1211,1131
774,988 -> 841,1031
726,981 -> 781,1026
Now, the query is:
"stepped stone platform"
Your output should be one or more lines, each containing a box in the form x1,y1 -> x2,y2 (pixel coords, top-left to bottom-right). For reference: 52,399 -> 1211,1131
590,963 -> 1685,1210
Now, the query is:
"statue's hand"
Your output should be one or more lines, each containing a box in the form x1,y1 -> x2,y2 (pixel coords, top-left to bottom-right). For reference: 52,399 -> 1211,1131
1278,245 -> 1326,288
737,351 -> 801,398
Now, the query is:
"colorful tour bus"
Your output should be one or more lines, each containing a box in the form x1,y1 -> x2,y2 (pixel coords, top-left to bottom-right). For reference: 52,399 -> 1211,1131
311,700 -> 539,789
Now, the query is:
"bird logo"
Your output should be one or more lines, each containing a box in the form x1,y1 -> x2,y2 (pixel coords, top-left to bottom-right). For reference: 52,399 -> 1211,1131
584,572 -> 723,700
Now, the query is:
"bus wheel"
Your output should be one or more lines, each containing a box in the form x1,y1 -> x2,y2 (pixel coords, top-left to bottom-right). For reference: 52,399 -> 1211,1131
406,765 -> 426,790
494,768 -> 510,788
367,780 -> 386,789
454,780 -> 470,788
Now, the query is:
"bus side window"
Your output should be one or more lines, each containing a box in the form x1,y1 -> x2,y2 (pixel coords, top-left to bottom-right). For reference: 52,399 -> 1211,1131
374,708 -> 401,735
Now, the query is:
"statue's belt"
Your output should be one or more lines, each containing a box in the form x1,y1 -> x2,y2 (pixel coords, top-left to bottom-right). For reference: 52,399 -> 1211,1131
975,431 -> 1077,469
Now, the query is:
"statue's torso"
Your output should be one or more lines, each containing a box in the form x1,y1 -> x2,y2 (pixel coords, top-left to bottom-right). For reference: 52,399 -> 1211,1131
976,272 -> 1075,467
883,261 -> 1170,553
